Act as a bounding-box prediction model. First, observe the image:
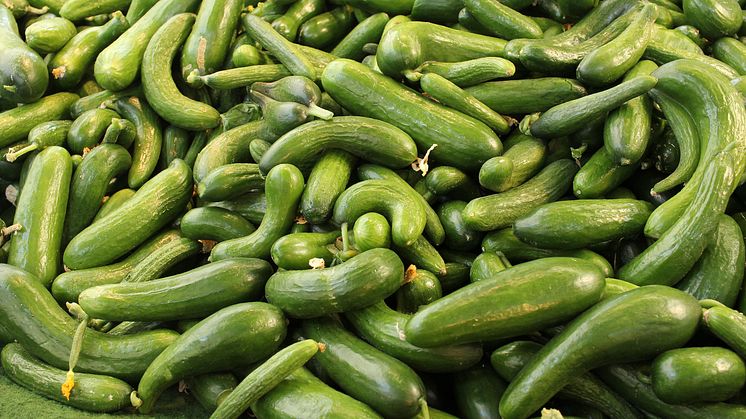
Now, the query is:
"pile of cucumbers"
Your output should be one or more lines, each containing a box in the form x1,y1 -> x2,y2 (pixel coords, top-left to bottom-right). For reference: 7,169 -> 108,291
5,0 -> 746,418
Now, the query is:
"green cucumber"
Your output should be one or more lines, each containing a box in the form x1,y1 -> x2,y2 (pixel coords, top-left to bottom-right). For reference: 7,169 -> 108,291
512,199 -> 653,249
437,201 -> 482,251
464,0 -> 542,39
300,150 -> 356,225
322,58 -> 502,171
8,146 -> 71,286
469,251 -> 510,283
405,257 -> 605,347
136,302 -> 287,413
576,4 -> 657,86
266,248 -> 404,318
63,144 -> 132,243
712,37 -> 746,76
206,192 -> 267,225
1,343 -> 133,413
211,339 -> 320,419
110,96 -> 163,189
462,159 -> 577,232
210,164 -> 304,261
479,132 -> 546,193
453,363 -> 506,419
299,6 -> 355,50
651,347 -> 746,404
0,92 -> 78,148
94,188 -> 136,221
180,0 -> 243,79
94,0 -> 199,91
180,207 -> 256,242
392,235 -> 447,277
0,4 -> 48,103
421,166 -> 481,202
251,75 -> 332,120
79,258 -> 272,321
59,0 -> 130,21
574,146 -> 639,198
251,368 -> 382,418
160,125 -> 192,168
500,285 -> 701,419
242,13 -> 317,80
604,60 -> 657,165
352,212 -> 391,252
683,0 -> 742,39
197,163 -> 264,202
411,57 -> 515,88
24,16 -> 76,53
331,12 -> 389,61
465,77 -> 587,115
259,116 -> 418,174
0,264 -> 179,381
4,120 -> 71,162
63,159 -> 192,270
69,86 -> 141,118
677,214 -> 744,307
703,306 -> 746,359
142,13 -> 220,130
270,231 -> 338,270
67,108 -> 120,154
271,0 -> 324,41
346,301 -> 483,373
185,373 -> 237,412
301,317 -> 427,418
396,267 -> 442,314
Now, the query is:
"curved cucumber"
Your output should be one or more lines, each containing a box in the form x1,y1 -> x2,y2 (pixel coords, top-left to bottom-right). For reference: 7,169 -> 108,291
479,132 -> 546,193
412,57 -> 516,88
0,4 -> 48,104
300,150 -> 356,225
113,96 -> 163,189
464,0 -> 542,40
465,77 -> 587,115
24,16 -> 76,54
180,207 -> 256,242
197,163 -> 264,202
331,12 -> 390,61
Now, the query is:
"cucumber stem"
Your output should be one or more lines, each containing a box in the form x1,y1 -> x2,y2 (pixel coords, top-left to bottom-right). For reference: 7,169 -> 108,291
130,391 -> 143,408
62,303 -> 90,401
1,223 -> 21,237
5,143 -> 38,162
2,85 -> 16,93
418,399 -> 431,419
186,69 -> 205,88
306,103 -> 334,120
25,5 -> 48,14
340,223 -> 350,253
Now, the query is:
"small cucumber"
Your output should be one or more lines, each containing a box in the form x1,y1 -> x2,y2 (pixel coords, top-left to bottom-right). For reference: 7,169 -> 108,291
682,0 -> 742,39
122,235 -> 200,284
574,146 -> 640,198
479,132 -> 546,193
712,37 -> 746,75
0,4 -> 48,103
453,363 -> 506,419
412,57 -> 515,88
270,231 -> 338,270
242,13 -> 317,80
465,77 -> 587,115
271,0 -> 325,41
112,96 -> 163,189
352,212 -> 391,252
59,0 -> 131,21
24,16 -> 76,53
180,207 -> 256,242
437,200 -> 482,252
299,6 -> 356,50
94,188 -> 136,221
67,108 -> 120,154
396,267 -> 443,314
160,125 -> 192,169
4,120 -> 71,162
331,12 -> 389,61
0,92 -> 78,148
469,251 -> 510,283
69,86 -> 141,118
197,163 -> 264,202
464,0 -> 542,39
704,306 -> 746,359
300,150 -> 356,225
392,235 -> 447,277
206,192 -> 267,225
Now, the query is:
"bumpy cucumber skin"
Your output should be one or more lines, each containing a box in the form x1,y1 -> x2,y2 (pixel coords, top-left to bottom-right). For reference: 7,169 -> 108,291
270,231 -> 338,271
67,108 -> 121,155
712,37 -> 746,75
64,159 -> 193,270
24,16 -> 77,54
197,163 -> 264,202
1,343 -> 134,413
0,92 -> 79,149
683,0 -> 742,39
181,0 -> 243,79
180,207 -> 256,242
114,96 -> 164,189
8,146 -> 72,287
464,0 -> 543,40
0,5 -> 48,104
300,150 -> 356,225
574,146 -> 639,198
466,78 -> 587,115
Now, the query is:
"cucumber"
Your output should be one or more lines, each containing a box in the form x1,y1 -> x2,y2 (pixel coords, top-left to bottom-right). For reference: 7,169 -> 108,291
266,248 -> 404,318
465,77 -> 587,115
180,207 -> 256,242
299,6 -> 356,50
682,0 -> 742,39
79,258 -> 272,321
250,76 -> 332,120
270,231 -> 338,270
251,368 -> 382,418
463,159 -> 577,232
242,14 -> 317,80
122,234 -> 200,284
469,251 -> 510,283
421,166 -> 480,201
351,212 -> 391,252
1,343 -> 133,413
513,199 -> 653,249
346,301 -> 483,373
479,132 -> 546,193
259,116 -> 418,174
181,0 -> 243,79
0,4 -> 48,103
211,339 -> 320,419
392,235 -> 447,277
331,12 -> 389,61
4,120 -> 71,163
197,163 -> 264,202
160,125 -> 192,168
63,144 -> 132,243
437,201 -> 482,251
206,192 -> 267,225
94,0 -> 199,91
69,86 -> 141,118
412,57 -> 515,88
651,347 -> 746,404
574,146 -> 640,198
405,257 -> 605,347
499,286 -> 701,419
94,188 -> 136,221
322,59 -> 502,171
67,108 -> 120,154
8,146 -> 71,286
301,317 -> 427,418
300,150 -> 356,225
112,96 -> 163,189
0,92 -> 78,148
185,373 -> 237,412
712,37 -> 746,75
464,0 -> 542,39
0,264 -> 179,381
24,16 -> 76,53
210,164 -> 304,261
63,159 -> 192,270
453,363 -> 506,419
136,302 -> 287,413
271,0 -> 324,41
396,268 -> 442,313
59,0 -> 130,21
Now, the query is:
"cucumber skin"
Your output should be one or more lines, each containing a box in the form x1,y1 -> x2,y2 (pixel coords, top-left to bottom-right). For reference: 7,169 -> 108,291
180,207 -> 256,242
63,159 -> 193,270
180,0 -> 243,79
0,5 -> 48,104
0,93 -> 79,149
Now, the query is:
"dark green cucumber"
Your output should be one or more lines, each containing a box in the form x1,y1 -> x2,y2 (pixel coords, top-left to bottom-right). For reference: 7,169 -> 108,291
499,286 -> 701,419
376,21 -> 507,80
704,306 -> 746,359
0,4 -> 48,103
251,75 -> 332,120
301,317 -> 427,418
333,179 -> 426,248
180,0 -> 242,79
24,16 -> 76,53
712,37 -> 746,76
465,77 -> 587,115
270,231 -> 338,270
185,373 -> 237,412
479,132 -> 546,193
79,258 -> 272,321
324,59 -> 501,171
197,163 -> 264,202
120,236 -> 200,285
651,347 -> 746,404
574,146 -> 640,198
299,6 -> 355,50
51,229 -> 183,303
160,125 -> 192,169
242,13 -> 317,80
576,4 -> 657,86
357,164 -> 445,246
259,116 -> 418,174
453,363 -> 506,419
64,159 -> 192,270
464,0 -> 542,39
0,92 -> 78,148
1,343 -> 134,413
67,108 -> 120,154
396,267 -> 442,313
529,76 -> 657,139
462,159 -> 577,232
142,13 -> 220,130
604,60 -> 658,165
677,214 -> 744,307
206,192 -> 267,225
271,0 -> 324,41
411,57 -> 515,88
266,248 -> 404,318
331,12 -> 389,60
0,264 -> 179,381
63,144 -> 132,243
300,150 -> 356,225
4,120 -> 71,162
683,0 -> 742,39
346,301 -> 482,373
251,368 -> 382,418
405,257 -> 605,347
94,188 -> 136,221
421,165 -> 479,201
351,212 -> 391,252
437,201 -> 482,251
136,302 -> 287,413
180,207 -> 256,242
512,199 -> 653,249
211,339 -> 320,419
210,164 -> 304,261
8,146 -> 71,286
469,251 -> 510,283
392,235 -> 447,277
111,96 -> 163,189
94,0 -> 199,91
